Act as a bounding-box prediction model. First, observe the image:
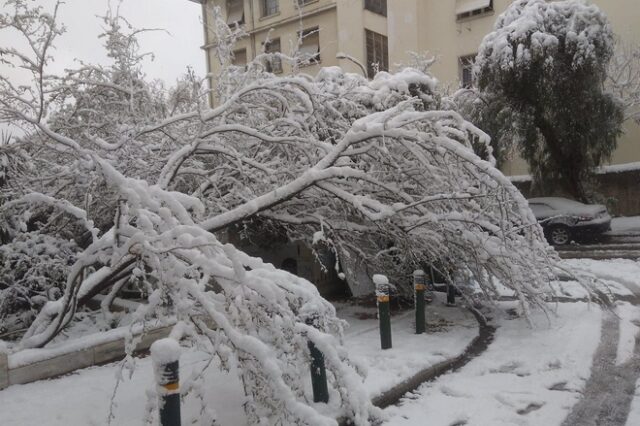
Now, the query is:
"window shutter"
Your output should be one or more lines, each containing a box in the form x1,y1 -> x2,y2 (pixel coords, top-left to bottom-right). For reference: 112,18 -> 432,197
227,0 -> 244,25
455,0 -> 491,16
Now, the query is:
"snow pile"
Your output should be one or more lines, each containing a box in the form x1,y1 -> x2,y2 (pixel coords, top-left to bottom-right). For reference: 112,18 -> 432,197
150,338 -> 181,366
372,274 -> 389,287
0,299 -> 479,425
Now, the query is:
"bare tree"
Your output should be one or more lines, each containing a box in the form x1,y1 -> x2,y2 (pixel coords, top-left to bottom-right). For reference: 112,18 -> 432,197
608,40 -> 640,124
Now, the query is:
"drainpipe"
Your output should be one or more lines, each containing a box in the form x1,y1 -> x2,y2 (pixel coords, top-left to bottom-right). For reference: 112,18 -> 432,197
248,0 -> 257,60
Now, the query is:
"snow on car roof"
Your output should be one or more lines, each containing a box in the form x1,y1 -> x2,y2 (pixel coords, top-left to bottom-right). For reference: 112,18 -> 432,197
527,197 -> 605,214
528,197 -> 587,208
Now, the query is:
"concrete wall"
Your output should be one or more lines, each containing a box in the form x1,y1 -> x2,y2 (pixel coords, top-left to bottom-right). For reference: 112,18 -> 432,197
0,325 -> 171,390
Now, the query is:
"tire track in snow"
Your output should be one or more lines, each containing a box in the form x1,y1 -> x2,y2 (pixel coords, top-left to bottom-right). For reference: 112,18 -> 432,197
562,283 -> 640,426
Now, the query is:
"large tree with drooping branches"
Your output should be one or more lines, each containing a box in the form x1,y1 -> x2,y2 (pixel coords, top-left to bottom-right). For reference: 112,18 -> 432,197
0,1 -> 589,424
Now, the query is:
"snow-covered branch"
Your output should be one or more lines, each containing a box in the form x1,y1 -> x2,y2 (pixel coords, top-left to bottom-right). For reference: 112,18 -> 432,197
0,2 -> 584,424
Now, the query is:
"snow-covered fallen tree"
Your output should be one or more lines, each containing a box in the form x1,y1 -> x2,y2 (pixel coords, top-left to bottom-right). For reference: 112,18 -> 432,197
0,1 -> 580,424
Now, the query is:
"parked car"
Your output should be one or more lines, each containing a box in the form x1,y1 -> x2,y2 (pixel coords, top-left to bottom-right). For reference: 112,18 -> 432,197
527,197 -> 611,245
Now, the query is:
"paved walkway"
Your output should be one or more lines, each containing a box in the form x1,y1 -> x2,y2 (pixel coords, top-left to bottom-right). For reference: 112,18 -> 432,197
377,280 -> 640,425
371,306 -> 495,409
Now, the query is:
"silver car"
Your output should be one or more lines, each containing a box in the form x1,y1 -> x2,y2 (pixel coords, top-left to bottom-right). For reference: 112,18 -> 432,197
528,197 -> 612,245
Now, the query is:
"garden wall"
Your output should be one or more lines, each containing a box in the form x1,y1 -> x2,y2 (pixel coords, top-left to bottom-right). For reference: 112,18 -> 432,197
0,323 -> 172,390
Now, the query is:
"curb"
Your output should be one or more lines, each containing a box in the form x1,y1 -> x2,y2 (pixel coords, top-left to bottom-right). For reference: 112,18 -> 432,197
0,324 -> 173,390
372,307 -> 495,408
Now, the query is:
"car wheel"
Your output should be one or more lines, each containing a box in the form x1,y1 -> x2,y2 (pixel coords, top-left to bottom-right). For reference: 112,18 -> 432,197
548,225 -> 571,245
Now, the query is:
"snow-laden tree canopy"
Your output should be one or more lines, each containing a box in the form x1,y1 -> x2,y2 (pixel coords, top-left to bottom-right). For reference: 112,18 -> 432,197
464,0 -> 624,201
0,1 -> 582,424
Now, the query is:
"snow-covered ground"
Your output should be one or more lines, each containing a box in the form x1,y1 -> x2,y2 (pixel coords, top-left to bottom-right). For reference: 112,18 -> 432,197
336,295 -> 478,397
382,258 -> 640,426
2,258 -> 640,425
628,379 -> 640,426
615,302 -> 640,366
609,216 -> 640,235
0,346 -> 247,426
383,302 -> 602,426
0,295 -> 478,425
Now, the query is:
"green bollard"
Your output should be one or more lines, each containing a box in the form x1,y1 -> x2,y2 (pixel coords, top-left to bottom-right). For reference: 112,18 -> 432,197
374,274 -> 392,350
159,361 -> 181,426
447,282 -> 456,306
413,270 -> 426,334
306,316 -> 329,403
151,339 -> 182,426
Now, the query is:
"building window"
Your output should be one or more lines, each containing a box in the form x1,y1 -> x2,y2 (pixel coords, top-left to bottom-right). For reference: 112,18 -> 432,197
297,27 -> 320,66
365,29 -> 388,78
264,38 -> 283,73
226,0 -> 244,26
459,55 -> 475,88
232,48 -> 247,67
364,0 -> 387,17
261,0 -> 278,17
455,0 -> 493,21
296,0 -> 316,7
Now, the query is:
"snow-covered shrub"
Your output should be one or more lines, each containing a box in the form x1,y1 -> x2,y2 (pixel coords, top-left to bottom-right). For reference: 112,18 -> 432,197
0,233 -> 77,332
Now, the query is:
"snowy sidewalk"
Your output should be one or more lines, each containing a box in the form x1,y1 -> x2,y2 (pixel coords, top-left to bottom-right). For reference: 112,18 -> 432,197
337,295 -> 479,399
382,302 -> 603,426
608,216 -> 640,236
382,258 -> 640,426
0,296 -> 479,425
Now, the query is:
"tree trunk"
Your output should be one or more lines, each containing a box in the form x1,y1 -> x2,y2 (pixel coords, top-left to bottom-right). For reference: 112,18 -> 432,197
534,116 -> 589,202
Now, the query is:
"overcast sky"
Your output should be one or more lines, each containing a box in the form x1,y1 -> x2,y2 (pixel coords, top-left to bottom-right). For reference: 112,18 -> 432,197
1,0 -> 206,85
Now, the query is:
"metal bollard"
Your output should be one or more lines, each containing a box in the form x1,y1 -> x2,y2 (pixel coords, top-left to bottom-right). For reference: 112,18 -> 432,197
447,282 -> 456,306
374,274 -> 392,350
413,270 -> 426,334
306,316 -> 329,403
151,338 -> 182,426
0,350 -> 8,390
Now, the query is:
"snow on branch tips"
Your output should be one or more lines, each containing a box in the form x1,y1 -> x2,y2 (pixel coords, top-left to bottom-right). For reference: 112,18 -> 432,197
0,1 -> 591,424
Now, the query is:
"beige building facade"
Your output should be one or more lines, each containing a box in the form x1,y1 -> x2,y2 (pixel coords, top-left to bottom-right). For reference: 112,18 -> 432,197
195,0 -> 640,177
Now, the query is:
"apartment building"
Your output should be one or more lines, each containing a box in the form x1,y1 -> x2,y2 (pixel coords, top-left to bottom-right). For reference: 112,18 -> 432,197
194,0 -> 640,210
